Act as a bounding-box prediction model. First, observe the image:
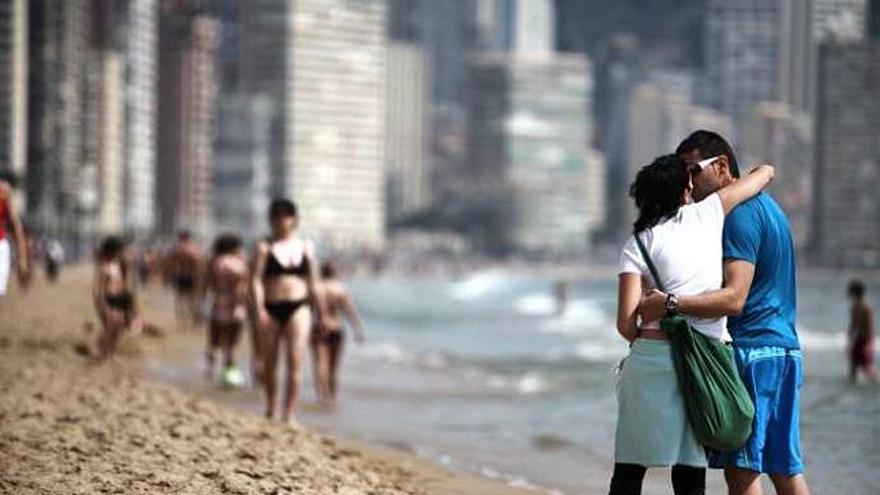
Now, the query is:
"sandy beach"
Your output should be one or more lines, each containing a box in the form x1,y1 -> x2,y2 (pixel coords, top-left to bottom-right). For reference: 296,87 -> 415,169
0,267 -> 531,495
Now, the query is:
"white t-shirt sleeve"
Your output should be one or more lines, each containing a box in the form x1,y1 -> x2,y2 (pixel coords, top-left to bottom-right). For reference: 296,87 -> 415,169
688,193 -> 725,235
618,235 -> 647,276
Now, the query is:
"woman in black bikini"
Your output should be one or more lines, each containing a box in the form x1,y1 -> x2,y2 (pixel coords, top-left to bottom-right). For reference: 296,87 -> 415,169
252,199 -> 328,422
94,236 -> 142,361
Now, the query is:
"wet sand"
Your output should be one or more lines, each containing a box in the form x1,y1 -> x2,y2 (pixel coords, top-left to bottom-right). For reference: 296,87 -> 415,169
0,267 -> 531,495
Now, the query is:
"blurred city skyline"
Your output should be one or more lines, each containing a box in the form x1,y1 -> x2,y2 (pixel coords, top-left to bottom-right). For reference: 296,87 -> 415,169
0,0 -> 878,266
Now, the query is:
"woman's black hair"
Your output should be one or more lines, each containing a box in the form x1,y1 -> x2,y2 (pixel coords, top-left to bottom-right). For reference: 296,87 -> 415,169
269,198 -> 297,219
630,154 -> 691,233
97,236 -> 126,262
213,233 -> 242,256
320,261 -> 337,279
848,279 -> 865,299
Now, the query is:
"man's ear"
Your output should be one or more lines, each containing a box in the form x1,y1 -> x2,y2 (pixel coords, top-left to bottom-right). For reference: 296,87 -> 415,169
716,155 -> 732,179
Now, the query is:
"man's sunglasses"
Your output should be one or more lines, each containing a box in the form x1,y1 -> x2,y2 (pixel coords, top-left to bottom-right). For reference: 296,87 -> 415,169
687,156 -> 720,175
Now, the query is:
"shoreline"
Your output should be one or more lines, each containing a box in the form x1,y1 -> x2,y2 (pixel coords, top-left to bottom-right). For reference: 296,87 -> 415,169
0,267 -> 533,495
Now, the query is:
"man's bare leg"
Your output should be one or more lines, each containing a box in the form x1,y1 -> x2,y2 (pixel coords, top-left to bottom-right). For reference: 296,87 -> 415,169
769,474 -> 810,495
725,467 -> 763,495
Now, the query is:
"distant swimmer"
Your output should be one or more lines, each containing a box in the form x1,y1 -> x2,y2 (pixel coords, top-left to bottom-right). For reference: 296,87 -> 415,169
311,261 -> 366,405
164,231 -> 204,329
94,236 -> 142,361
252,199 -> 328,423
847,279 -> 877,384
0,170 -> 28,299
554,279 -> 569,316
206,233 -> 249,386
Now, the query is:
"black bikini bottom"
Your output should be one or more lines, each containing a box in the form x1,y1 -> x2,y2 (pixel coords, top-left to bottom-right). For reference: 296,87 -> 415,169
105,292 -> 134,312
264,299 -> 310,326
311,327 -> 344,346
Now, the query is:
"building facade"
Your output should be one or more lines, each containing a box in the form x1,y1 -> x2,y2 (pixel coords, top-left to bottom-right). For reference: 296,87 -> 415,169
284,0 -> 388,249
157,6 -> 220,237
0,0 -> 28,181
812,42 -> 880,267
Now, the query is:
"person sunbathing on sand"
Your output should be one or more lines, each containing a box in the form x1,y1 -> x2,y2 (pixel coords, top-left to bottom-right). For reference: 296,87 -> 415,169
94,236 -> 142,361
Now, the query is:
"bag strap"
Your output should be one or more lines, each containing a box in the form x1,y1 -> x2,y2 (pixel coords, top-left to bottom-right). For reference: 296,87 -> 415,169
633,232 -> 666,293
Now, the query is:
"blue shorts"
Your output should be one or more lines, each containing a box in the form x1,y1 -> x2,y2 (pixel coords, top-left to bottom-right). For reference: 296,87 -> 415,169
710,346 -> 805,476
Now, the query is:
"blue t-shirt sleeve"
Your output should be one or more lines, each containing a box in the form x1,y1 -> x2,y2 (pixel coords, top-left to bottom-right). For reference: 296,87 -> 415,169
723,205 -> 760,264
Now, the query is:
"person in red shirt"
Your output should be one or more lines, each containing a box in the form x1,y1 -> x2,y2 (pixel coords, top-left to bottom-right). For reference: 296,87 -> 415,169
0,170 -> 29,297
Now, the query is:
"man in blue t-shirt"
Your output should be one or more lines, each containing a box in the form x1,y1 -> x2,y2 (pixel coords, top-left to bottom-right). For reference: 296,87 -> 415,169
642,130 -> 810,495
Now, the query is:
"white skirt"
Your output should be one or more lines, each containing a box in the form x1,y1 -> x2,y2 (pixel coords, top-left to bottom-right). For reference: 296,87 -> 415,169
0,238 -> 10,295
614,338 -> 707,467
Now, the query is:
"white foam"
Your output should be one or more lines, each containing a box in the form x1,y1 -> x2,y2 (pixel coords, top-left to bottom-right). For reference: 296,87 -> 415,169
449,270 -> 508,300
516,372 -> 547,395
356,341 -> 414,364
798,326 -> 846,351
514,292 -> 557,315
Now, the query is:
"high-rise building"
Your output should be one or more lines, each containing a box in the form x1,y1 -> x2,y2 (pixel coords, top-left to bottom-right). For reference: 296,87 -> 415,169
626,82 -> 734,228
283,0 -> 388,249
157,4 -> 220,237
707,0 -> 867,128
742,102 -> 813,250
871,0 -> 880,39
465,52 -> 601,254
386,42 -> 431,224
122,0 -> 159,236
706,0 -> 801,125
474,0 -> 554,53
812,41 -> 880,267
213,94 -> 272,242
26,0 -> 91,239
0,0 -> 28,181
238,0 -> 287,199
82,0 -> 126,237
594,34 -> 642,241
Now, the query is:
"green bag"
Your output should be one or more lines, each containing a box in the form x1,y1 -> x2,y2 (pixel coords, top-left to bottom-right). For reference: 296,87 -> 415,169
635,234 -> 755,452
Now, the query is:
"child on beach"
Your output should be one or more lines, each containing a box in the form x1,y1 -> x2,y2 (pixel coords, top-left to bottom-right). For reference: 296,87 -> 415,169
310,261 -> 366,405
847,279 -> 876,383
94,236 -> 142,361
206,233 -> 250,386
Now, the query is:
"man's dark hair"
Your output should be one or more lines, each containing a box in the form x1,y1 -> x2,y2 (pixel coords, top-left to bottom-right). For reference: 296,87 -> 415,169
848,279 -> 866,299
269,198 -> 298,219
97,236 -> 126,261
178,230 -> 192,242
213,233 -> 242,256
630,154 -> 691,233
675,130 -> 741,178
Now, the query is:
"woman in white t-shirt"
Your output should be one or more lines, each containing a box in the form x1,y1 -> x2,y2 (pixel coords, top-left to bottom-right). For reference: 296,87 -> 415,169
608,154 -> 774,495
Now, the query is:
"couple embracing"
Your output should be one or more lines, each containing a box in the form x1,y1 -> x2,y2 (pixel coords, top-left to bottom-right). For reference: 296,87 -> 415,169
610,131 -> 810,495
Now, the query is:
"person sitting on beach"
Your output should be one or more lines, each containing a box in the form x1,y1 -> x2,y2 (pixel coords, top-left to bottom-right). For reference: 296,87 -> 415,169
612,154 -> 774,495
847,279 -> 876,384
641,131 -> 811,495
206,233 -> 250,386
252,199 -> 328,423
163,231 -> 205,329
310,261 -> 366,405
94,236 -> 142,361
0,170 -> 28,299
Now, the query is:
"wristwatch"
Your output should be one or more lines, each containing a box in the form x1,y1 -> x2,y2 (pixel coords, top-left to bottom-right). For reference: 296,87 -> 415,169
665,294 -> 680,315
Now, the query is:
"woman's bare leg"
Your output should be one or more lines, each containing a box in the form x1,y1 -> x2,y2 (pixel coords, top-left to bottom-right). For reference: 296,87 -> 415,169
328,337 -> 344,401
310,338 -> 325,403
281,308 -> 312,422
261,318 -> 281,418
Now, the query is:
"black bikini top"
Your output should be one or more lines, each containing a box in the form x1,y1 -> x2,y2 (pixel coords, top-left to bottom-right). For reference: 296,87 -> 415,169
263,246 -> 310,279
